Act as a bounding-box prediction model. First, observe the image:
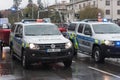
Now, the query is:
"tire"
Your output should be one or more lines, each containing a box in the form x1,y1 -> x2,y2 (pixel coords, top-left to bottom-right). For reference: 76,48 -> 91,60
63,59 -> 72,68
22,51 -> 30,69
93,46 -> 105,63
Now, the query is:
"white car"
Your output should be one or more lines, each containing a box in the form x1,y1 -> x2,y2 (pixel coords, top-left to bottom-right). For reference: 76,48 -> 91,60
9,20 -> 74,69
67,21 -> 120,63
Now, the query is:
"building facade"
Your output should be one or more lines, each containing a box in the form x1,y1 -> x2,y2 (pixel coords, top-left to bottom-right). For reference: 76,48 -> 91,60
66,0 -> 120,22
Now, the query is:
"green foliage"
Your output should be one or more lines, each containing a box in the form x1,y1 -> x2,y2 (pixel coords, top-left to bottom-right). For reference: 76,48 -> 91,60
79,6 -> 104,20
23,4 -> 38,19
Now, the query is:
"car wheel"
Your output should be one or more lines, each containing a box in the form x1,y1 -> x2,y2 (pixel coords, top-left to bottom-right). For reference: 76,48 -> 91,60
63,59 -> 72,68
93,46 -> 105,63
22,51 -> 29,69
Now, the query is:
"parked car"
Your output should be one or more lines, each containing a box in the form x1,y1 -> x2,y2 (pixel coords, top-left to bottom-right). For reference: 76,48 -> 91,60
56,23 -> 69,32
66,21 -> 120,63
9,19 -> 74,69
0,23 -> 11,56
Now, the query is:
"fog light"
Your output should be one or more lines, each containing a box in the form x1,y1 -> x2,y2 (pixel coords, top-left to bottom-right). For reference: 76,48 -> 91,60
107,49 -> 110,52
68,52 -> 71,55
32,54 -> 35,56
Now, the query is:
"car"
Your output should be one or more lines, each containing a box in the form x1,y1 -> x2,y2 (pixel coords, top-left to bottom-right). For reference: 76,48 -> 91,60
56,23 -> 68,32
9,19 -> 74,69
66,21 -> 120,63
0,23 -> 11,46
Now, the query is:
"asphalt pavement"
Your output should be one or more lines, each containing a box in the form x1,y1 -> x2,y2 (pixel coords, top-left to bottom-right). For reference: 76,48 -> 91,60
2,47 -> 120,67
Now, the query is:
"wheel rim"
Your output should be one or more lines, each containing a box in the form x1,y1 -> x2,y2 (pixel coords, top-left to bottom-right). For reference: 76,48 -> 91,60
94,50 -> 100,62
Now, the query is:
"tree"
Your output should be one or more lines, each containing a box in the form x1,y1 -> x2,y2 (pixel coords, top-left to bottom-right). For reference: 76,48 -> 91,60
78,6 -> 104,20
23,3 -> 38,19
50,11 -> 61,23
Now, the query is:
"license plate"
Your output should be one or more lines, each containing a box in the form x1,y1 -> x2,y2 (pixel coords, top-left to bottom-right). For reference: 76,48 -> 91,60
47,49 -> 61,52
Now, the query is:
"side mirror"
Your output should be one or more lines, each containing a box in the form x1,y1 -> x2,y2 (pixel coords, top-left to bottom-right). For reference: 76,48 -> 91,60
84,30 -> 92,36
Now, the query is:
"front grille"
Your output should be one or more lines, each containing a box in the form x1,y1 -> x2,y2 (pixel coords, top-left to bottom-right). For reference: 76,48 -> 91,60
36,52 -> 68,57
39,43 -> 65,50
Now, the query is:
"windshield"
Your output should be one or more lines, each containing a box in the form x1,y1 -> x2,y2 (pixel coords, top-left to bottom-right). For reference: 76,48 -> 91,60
24,24 -> 61,36
92,23 -> 120,34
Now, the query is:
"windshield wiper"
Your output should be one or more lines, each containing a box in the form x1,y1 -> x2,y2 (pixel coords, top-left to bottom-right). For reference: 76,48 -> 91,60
41,34 -> 53,35
25,34 -> 36,36
95,32 -> 104,34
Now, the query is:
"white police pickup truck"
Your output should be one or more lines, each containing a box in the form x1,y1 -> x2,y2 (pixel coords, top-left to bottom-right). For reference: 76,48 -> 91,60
67,21 -> 120,63
9,19 -> 74,69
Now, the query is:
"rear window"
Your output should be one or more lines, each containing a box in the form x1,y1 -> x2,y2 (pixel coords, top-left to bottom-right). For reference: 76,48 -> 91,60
0,24 -> 10,29
68,23 -> 76,31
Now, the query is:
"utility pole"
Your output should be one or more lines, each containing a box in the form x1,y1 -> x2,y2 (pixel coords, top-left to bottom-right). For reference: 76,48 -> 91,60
72,0 -> 75,21
55,0 -> 63,23
37,0 -> 44,18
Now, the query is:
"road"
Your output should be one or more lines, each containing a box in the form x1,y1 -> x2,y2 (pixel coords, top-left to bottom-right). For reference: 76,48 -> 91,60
0,47 -> 120,80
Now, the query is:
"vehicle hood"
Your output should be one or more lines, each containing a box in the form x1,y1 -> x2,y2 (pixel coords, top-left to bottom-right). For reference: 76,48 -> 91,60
24,35 -> 70,44
94,34 -> 120,41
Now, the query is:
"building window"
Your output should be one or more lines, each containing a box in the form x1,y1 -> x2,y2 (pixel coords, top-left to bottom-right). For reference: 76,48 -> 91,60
83,3 -> 85,8
117,10 -> 120,15
79,4 -> 81,9
87,2 -> 91,6
117,0 -> 120,5
106,10 -> 110,15
106,0 -> 110,6
93,1 -> 96,6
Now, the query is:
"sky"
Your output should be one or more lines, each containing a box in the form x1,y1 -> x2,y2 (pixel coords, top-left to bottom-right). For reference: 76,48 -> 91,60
0,0 -> 69,10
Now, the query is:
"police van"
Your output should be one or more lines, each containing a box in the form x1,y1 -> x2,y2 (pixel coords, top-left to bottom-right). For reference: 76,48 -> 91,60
9,19 -> 74,69
67,20 -> 120,63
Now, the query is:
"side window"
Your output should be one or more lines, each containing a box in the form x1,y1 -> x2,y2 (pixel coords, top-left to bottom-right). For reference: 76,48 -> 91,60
78,24 -> 84,33
15,25 -> 23,34
11,24 -> 16,32
83,24 -> 92,35
68,23 -> 76,31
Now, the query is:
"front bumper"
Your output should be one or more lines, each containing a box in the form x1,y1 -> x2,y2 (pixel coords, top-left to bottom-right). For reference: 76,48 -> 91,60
25,47 -> 74,63
101,45 -> 120,57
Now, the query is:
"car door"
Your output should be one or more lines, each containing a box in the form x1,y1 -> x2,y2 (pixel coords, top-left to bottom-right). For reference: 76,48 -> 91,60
76,23 -> 85,51
77,24 -> 93,53
79,24 -> 93,53
13,24 -> 23,57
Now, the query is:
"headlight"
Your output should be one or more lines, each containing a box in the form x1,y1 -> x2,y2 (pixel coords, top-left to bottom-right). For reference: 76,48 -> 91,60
29,43 -> 40,49
65,41 -> 72,49
104,40 -> 114,46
